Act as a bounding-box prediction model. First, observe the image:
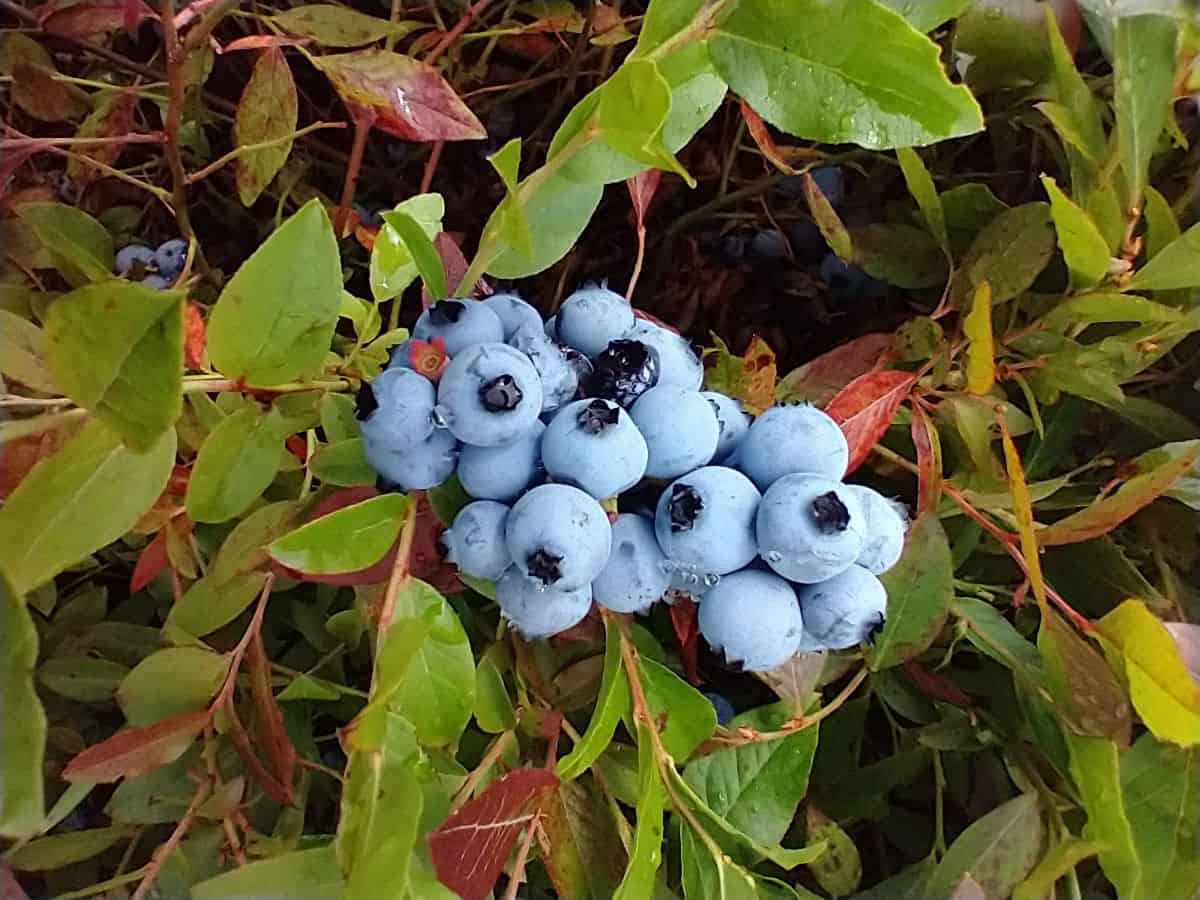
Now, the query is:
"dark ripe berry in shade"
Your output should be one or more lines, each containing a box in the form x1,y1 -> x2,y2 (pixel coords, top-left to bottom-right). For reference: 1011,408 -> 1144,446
703,692 -> 737,725
812,491 -> 851,533
585,339 -> 659,407
788,219 -> 828,261
430,299 -> 466,325
480,374 -> 524,412
749,229 -> 789,262
668,483 -> 704,532
527,548 -> 565,586
355,382 -> 379,420
578,398 -> 620,434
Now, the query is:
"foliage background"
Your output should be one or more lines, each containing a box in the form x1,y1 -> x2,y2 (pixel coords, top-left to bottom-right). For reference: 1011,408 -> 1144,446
2,0 -> 1200,898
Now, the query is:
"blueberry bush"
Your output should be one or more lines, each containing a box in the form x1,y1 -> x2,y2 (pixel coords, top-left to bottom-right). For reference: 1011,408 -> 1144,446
3,0 -> 1200,897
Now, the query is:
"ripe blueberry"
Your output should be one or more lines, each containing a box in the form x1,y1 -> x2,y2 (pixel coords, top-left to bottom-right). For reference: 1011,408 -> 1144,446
413,299 -> 505,355
484,293 -> 544,340
363,426 -> 459,491
629,386 -> 719,480
442,500 -> 512,580
505,484 -> 612,591
702,392 -> 750,464
698,569 -> 804,672
458,420 -> 545,502
756,474 -> 867,583
355,367 -> 436,449
115,245 -> 155,277
541,398 -> 648,499
737,403 -> 849,489
495,566 -> 593,639
625,319 -> 703,390
437,343 -> 543,446
556,284 -> 635,357
845,485 -> 908,576
796,565 -> 888,650
654,466 -> 761,576
592,514 -> 671,615
154,239 -> 187,279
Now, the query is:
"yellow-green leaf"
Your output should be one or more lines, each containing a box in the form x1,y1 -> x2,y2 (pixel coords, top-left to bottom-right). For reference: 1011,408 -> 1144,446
270,493 -> 408,575
0,568 -> 45,838
1041,175 -> 1109,290
234,47 -> 298,207
963,280 -> 994,395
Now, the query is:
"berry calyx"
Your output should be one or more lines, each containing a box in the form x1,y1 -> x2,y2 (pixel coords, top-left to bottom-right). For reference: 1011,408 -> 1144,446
429,300 -> 466,325
668,483 -> 704,532
480,374 -> 524,411
354,382 -> 379,420
527,548 -> 564,585
811,491 -> 850,533
578,399 -> 619,434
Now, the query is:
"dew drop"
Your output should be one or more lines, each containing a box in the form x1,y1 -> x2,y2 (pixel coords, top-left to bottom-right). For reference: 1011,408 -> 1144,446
704,573 -> 720,587
765,550 -> 783,564
431,405 -> 451,428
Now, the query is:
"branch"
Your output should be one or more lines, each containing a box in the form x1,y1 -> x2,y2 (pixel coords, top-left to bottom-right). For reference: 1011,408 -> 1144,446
186,121 -> 345,184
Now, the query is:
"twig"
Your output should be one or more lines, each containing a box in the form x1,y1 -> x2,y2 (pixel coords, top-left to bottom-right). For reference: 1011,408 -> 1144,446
186,121 -> 345,184
159,0 -> 196,243
130,777 -> 213,900
502,820 -> 540,900
0,407 -> 88,442
450,730 -> 515,812
376,496 -> 419,633
212,573 -> 275,711
0,133 -> 164,151
336,114 -> 374,236
419,140 -> 444,194
425,0 -> 495,66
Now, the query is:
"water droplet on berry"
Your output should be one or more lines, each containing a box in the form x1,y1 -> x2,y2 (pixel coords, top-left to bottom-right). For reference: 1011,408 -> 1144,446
685,573 -> 699,585
765,550 -> 783,564
659,560 -> 676,574
704,573 -> 720,587
430,405 -> 451,428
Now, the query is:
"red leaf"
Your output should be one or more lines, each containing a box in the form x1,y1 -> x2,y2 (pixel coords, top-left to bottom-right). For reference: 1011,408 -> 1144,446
39,0 -> 155,37
902,660 -> 971,707
183,302 -> 206,370
422,232 -> 489,306
221,34 -> 310,53
63,710 -> 208,783
285,435 -> 308,460
130,529 -> 168,593
314,50 -> 486,142
247,633 -> 296,803
825,370 -> 916,475
776,333 -> 894,406
429,768 -> 559,900
409,493 -> 461,592
626,169 -> 662,232
0,427 -> 78,500
669,597 -> 701,685
910,402 -> 942,515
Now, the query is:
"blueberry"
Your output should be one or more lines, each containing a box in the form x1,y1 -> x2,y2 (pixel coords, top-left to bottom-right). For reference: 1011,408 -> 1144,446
154,239 -> 187,278
698,569 -> 804,672
495,566 -> 593,639
592,514 -> 671,614
506,484 -> 612,591
355,368 -> 436,449
737,404 -> 848,489
508,324 -> 581,414
703,692 -> 736,726
413,299 -> 505,356
629,386 -> 719,480
437,343 -> 543,446
353,204 -> 384,227
625,319 -> 703,390
788,219 -> 828,261
756,474 -> 867,583
749,229 -> 789,263
796,565 -> 888,650
541,399 -> 647,499
654,466 -> 760,576
556,284 -> 635,357
717,233 -> 748,265
115,244 -> 155,276
810,166 -> 845,206
484,293 -> 544,340
140,274 -> 170,290
544,315 -> 559,340
385,339 -> 413,371
819,254 -> 886,300
846,485 -> 908,576
365,426 -> 459,490
442,500 -> 512,580
458,420 -> 545,502
702,392 -> 750,464
585,339 -> 659,408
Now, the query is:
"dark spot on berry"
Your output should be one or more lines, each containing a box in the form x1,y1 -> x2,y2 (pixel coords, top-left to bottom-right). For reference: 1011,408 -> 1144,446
429,299 -> 466,325
668,483 -> 704,532
480,374 -> 523,411
355,382 -> 378,420
864,611 -> 886,642
527,548 -> 564,585
811,492 -> 851,534
585,339 -> 659,407
578,399 -> 619,434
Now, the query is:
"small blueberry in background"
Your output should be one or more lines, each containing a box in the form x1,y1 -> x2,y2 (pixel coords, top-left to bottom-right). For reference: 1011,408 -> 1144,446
845,485 -> 908,576
495,567 -> 593,639
509,324 -> 581,414
737,403 -> 849,489
556,283 -> 635,357
585,339 -> 659,408
436,342 -> 543,446
413,299 -> 505,356
654,466 -> 761,576
592,514 -> 671,615
808,166 -> 845,207
115,245 -> 155,277
698,569 -> 804,672
355,367 -> 436,451
819,254 -> 886,301
756,474 -> 867,583
625,319 -> 703,390
748,229 -> 790,263
703,692 -> 736,726
457,420 -> 545,502
505,483 -> 612,592
364,426 -> 459,491
154,239 -> 187,279
542,398 -> 648,500
629,386 -> 719,480
702,392 -> 750,464
353,204 -> 384,227
544,315 -> 558,340
485,293 -> 545,341
788,219 -> 828,261
796,565 -> 888,650
140,274 -> 170,291
442,500 -> 512,580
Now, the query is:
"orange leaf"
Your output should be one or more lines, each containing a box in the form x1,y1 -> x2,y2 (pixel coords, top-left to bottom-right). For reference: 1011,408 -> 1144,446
910,402 -> 943,515
825,370 -> 916,475
738,98 -> 822,175
183,302 -> 206,370
627,169 -> 662,232
63,710 -> 208,783
669,596 -> 700,685
776,333 -> 893,406
130,529 -> 168,593
247,634 -> 296,803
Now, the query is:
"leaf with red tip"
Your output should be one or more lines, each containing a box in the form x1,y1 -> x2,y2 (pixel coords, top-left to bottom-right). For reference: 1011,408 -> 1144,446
776,333 -> 893,406
903,660 -> 971,707
910,402 -> 942,515
422,233 -> 487,306
313,50 -> 486,142
39,0 -> 155,37
63,709 -> 208,783
825,370 -> 917,475
669,596 -> 700,685
221,34 -> 311,53
739,98 -> 821,175
627,169 -> 662,232
428,768 -> 558,900
130,529 -> 168,593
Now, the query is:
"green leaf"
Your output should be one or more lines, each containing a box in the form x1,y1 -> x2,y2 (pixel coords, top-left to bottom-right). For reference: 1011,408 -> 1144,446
269,493 -> 407,575
1096,599 -> 1200,746
896,146 -> 949,253
876,0 -> 971,32
558,616 -> 631,780
319,392 -> 360,443
276,673 -> 344,702
848,857 -> 936,900
117,646 -> 227,726
380,211 -> 447,301
596,58 -> 693,185
709,0 -> 982,149
234,47 -> 298,207
0,569 -> 45,839
612,718 -> 669,900
192,845 -> 343,900
0,419 -> 176,595
45,281 -> 183,450
867,512 -> 953,669
207,199 -> 341,386
1044,6 -> 1105,160
851,223 -> 948,288
485,169 -> 604,280
683,703 -> 817,848
16,202 -> 113,287
369,193 -> 444,302
209,500 -> 302,584
309,438 -> 374,487
6,825 -> 130,871
923,793 -> 1045,900
1040,175 -> 1110,290
0,309 -> 58,392
1129,221 -> 1200,291
1068,735 -> 1143,898
38,656 -> 129,703
487,138 -> 533,258
383,579 -> 475,747
1040,292 -> 1183,330
1013,837 -> 1104,900
105,748 -> 199,824
1143,184 -> 1181,260
542,777 -> 627,900
474,655 -> 515,734
806,805 -> 862,896
186,406 -> 286,524
637,657 -> 715,762
952,202 -> 1056,306
272,5 -> 423,46
1119,735 -> 1200,897
1114,14 -> 1178,207
165,572 -> 268,637
805,172 -> 853,261
426,474 -> 472,527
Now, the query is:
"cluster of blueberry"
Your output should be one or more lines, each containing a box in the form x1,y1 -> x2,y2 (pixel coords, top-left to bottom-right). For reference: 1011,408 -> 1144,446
356,286 -> 907,671
113,239 -> 187,289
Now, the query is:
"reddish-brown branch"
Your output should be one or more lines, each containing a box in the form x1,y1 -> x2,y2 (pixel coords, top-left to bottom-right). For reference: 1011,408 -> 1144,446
420,141 -> 444,194
130,775 -> 212,900
425,0 -> 494,66
158,0 -> 195,244
336,114 -> 374,236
